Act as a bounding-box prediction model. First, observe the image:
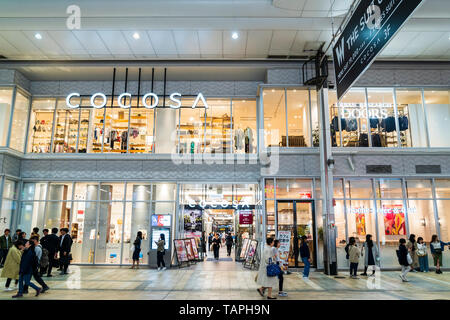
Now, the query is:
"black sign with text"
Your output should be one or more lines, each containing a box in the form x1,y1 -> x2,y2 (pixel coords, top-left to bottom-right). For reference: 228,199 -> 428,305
333,0 -> 424,100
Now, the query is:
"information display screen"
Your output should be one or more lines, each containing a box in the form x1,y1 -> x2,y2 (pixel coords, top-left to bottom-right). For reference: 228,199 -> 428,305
152,214 -> 171,227
151,228 -> 170,250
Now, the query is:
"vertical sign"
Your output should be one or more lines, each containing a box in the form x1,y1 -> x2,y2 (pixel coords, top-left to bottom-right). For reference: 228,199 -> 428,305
333,0 -> 424,100
277,230 -> 291,269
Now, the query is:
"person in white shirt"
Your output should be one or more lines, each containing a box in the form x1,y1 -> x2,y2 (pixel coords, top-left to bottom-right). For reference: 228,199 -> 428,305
416,237 -> 429,272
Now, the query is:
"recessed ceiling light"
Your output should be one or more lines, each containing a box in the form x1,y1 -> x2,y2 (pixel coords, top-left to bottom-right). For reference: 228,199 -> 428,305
35,33 -> 42,40
271,89 -> 275,92
232,32 -> 239,40
133,32 -> 140,40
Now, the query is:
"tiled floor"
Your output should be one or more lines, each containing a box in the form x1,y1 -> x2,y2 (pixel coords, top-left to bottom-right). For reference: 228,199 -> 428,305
1,248 -> 449,300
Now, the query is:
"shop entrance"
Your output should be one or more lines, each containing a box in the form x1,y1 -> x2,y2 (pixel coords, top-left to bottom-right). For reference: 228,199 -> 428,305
276,200 -> 316,268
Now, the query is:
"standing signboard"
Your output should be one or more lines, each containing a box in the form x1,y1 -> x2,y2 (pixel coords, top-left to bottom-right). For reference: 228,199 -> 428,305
277,230 -> 291,269
333,0 -> 424,100
239,238 -> 250,260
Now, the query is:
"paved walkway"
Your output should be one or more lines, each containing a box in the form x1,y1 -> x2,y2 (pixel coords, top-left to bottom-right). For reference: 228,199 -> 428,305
1,249 -> 449,300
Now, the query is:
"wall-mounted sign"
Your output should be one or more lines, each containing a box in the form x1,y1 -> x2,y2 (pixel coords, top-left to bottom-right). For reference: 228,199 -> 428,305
339,103 -> 390,119
299,192 -> 312,199
239,210 -> 253,225
66,92 -> 209,109
349,206 -> 416,215
187,199 -> 251,210
333,0 -> 424,100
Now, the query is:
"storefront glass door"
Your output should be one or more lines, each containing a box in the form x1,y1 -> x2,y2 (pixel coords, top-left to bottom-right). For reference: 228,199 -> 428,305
276,200 -> 315,268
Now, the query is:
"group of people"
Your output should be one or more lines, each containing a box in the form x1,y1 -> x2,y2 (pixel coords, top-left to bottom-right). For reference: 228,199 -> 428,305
130,231 -> 167,271
345,233 -> 449,282
256,235 -> 311,299
207,232 -> 235,260
0,227 -> 73,298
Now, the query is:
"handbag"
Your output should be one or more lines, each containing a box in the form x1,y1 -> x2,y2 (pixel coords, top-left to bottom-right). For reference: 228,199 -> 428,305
266,258 -> 281,277
406,253 -> 413,265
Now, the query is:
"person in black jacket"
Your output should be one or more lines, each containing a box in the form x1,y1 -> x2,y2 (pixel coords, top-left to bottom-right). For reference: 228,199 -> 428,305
40,228 -> 59,277
225,233 -> 234,257
58,228 -> 72,275
212,233 -> 221,260
12,240 -> 42,298
398,238 -> 411,282
300,235 -> 311,278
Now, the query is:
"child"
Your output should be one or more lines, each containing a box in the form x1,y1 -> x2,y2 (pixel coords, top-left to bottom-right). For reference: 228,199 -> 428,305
348,237 -> 360,279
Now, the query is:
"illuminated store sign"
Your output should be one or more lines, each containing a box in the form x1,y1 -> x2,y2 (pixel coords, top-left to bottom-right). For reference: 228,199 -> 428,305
187,199 -> 250,209
339,103 -> 390,119
66,92 -> 209,109
349,206 -> 416,214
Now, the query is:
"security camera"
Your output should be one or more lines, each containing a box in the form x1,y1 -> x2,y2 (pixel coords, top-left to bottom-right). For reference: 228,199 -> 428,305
327,158 -> 335,169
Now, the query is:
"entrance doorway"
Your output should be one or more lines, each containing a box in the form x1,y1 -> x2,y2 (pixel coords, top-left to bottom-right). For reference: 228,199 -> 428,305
276,200 -> 316,268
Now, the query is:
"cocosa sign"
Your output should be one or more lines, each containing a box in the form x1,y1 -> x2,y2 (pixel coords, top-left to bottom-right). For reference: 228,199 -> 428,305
66,92 -> 209,109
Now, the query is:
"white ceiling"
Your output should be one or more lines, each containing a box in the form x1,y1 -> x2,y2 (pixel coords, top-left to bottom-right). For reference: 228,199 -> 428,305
0,0 -> 448,60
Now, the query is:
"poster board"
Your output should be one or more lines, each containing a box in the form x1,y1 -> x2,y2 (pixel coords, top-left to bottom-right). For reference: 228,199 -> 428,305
277,230 -> 291,269
245,240 -> 258,263
174,239 -> 188,262
355,213 -> 366,235
184,239 -> 196,261
190,238 -> 199,260
383,204 -> 406,235
240,238 -> 250,260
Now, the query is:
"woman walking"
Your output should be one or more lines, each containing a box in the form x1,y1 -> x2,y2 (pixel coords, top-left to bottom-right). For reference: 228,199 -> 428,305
300,235 -> 311,279
130,231 -> 142,269
12,240 -> 42,298
256,238 -> 278,299
273,240 -> 287,297
430,234 -> 450,274
212,233 -> 221,260
1,241 -> 24,291
360,234 -> 380,276
406,234 -> 419,272
348,237 -> 361,279
200,232 -> 207,260
156,233 -> 166,271
397,238 -> 411,282
416,237 -> 429,272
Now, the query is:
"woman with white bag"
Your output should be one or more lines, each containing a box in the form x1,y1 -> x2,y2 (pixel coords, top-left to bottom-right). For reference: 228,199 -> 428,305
397,238 -> 412,282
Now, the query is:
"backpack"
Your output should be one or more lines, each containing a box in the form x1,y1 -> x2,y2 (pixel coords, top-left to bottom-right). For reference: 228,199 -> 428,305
41,247 -> 49,268
345,244 -> 350,259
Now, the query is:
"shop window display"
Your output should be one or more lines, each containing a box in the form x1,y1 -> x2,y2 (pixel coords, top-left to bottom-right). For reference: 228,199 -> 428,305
435,179 -> 450,198
0,88 -> 13,146
205,99 -> 231,153
27,99 -> 56,153
367,88 -> 398,147
345,179 -> 373,199
53,100 -> 79,153
177,98 -> 205,154
232,99 -> 257,153
328,91 -> 342,147
424,90 -> 450,147
0,179 -> 17,231
263,88 -> 286,148
406,179 -> 433,198
334,200 -> 347,268
9,91 -> 30,152
395,89 -> 427,147
276,179 -> 312,199
266,200 -> 275,237
375,179 -> 403,198
329,89 -> 368,147
286,89 -> 310,147
128,107 -> 154,153
71,201 -> 98,264
346,199 -> 377,244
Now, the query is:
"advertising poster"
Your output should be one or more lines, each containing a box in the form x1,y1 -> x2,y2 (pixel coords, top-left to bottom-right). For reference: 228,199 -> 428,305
355,213 -> 366,235
184,209 -> 202,238
240,238 -> 250,260
383,205 -> 406,235
277,230 -> 291,268
190,238 -> 199,259
174,239 -> 188,262
151,228 -> 170,250
245,240 -> 258,263
184,239 -> 195,261
152,215 -> 171,227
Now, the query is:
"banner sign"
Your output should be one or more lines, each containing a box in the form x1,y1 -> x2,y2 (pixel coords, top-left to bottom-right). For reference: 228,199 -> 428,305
277,230 -> 291,268
240,238 -> 250,260
239,210 -> 253,225
333,0 -> 424,100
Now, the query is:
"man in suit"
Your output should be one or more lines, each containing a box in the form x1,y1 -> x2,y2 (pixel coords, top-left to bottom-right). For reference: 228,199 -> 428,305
0,229 -> 12,267
58,228 -> 72,275
40,228 -> 59,277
